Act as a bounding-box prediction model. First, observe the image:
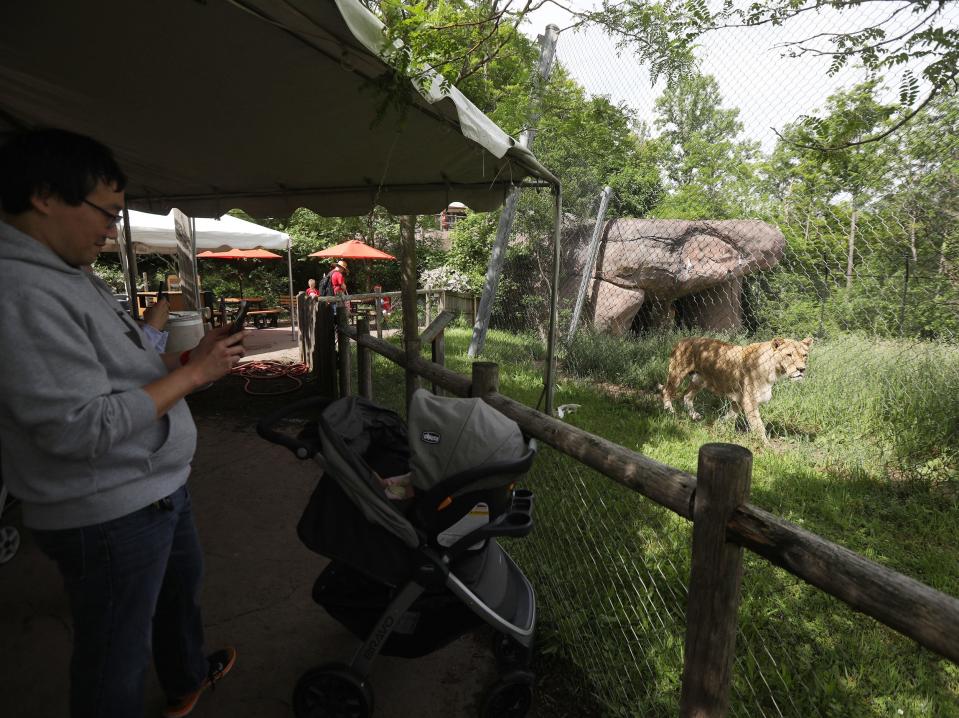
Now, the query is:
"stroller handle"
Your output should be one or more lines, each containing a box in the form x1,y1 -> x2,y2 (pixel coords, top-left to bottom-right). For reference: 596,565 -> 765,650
256,396 -> 333,459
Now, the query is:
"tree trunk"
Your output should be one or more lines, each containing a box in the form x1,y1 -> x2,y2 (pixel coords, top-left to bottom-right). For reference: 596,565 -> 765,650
846,207 -> 858,290
909,213 -> 917,263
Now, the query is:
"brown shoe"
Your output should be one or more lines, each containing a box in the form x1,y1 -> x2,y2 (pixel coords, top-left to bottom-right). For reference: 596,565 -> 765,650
162,646 -> 237,718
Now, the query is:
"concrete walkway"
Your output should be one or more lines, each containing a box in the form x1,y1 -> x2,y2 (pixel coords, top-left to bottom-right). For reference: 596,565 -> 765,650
0,324 -> 502,717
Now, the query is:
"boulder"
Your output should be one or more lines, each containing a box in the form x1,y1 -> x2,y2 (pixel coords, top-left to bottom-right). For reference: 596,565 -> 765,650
564,219 -> 784,335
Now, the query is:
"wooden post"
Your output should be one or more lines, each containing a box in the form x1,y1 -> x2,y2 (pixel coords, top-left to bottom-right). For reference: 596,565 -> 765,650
431,331 -> 445,396
680,443 -> 753,718
313,301 -> 338,397
357,316 -> 373,399
400,216 -> 420,408
470,362 -> 499,398
336,302 -> 351,398
373,292 -> 384,340
422,311 -> 455,397
298,294 -> 309,364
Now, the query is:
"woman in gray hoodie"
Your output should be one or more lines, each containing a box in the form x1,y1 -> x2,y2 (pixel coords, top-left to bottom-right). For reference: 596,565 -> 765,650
0,129 -> 242,718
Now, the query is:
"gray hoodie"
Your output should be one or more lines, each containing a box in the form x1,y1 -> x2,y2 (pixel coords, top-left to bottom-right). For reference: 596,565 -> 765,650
0,220 -> 197,530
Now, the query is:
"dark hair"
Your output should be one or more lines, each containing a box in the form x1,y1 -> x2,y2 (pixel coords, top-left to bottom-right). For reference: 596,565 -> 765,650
0,128 -> 127,214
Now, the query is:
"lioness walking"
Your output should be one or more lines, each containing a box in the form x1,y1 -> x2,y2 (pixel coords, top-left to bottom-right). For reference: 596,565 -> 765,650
662,336 -> 813,441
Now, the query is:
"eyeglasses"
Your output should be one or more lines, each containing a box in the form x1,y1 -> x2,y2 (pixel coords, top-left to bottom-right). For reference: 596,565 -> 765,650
82,199 -> 124,227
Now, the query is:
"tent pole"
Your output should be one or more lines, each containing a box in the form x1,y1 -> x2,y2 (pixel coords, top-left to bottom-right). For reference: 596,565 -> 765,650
287,238 -> 295,339
400,215 -> 420,409
190,216 -> 201,311
120,207 -> 139,321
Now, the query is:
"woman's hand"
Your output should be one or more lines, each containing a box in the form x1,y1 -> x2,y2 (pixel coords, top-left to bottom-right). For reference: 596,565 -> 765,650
185,325 -> 247,384
142,298 -> 170,331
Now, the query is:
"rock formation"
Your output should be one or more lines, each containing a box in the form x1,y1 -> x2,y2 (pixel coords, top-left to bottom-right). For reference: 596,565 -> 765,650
564,219 -> 785,335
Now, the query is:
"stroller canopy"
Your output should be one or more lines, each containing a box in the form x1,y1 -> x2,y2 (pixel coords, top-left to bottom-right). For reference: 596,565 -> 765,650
407,389 -> 527,493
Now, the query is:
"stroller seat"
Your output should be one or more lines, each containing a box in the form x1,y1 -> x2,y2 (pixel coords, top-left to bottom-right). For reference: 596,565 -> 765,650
258,389 -> 538,718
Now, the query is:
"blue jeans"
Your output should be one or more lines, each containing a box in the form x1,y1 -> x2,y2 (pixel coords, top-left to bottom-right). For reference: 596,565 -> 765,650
33,484 -> 208,718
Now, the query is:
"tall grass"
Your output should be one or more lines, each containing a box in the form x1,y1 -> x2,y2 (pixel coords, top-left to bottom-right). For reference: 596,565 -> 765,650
562,329 -> 959,479
368,327 -> 959,715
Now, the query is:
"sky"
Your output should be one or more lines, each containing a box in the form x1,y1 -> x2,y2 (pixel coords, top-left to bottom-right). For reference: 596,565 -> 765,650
519,0 -> 958,151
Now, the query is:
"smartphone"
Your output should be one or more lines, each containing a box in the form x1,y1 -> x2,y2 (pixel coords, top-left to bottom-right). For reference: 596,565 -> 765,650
156,290 -> 166,303
230,300 -> 249,334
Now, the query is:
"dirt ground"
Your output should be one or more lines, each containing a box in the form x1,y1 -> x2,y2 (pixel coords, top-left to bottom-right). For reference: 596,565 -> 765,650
0,327 -> 504,717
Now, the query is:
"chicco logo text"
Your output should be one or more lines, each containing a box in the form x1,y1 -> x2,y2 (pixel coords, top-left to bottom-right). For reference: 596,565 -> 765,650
421,431 -> 441,444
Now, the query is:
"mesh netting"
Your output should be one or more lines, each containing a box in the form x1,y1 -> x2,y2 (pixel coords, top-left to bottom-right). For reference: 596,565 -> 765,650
448,12 -> 959,715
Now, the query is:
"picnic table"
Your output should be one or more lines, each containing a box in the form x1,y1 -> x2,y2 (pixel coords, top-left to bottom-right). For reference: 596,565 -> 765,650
224,297 -> 287,328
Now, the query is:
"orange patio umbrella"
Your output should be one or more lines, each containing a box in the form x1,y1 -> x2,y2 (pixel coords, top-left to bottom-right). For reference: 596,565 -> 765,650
308,239 -> 395,260
309,239 -> 396,293
197,247 -> 283,298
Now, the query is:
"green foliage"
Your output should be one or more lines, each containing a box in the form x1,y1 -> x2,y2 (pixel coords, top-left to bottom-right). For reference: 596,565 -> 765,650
589,0 -> 959,145
91,260 -> 126,292
445,210 -> 498,289
650,72 -> 759,219
373,0 -> 538,128
534,72 -> 665,220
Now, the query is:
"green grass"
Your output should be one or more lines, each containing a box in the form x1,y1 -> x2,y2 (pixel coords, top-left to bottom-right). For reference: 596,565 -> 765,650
355,327 -> 959,716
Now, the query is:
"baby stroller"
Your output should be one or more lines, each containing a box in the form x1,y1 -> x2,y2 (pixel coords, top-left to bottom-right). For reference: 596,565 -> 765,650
257,388 -> 538,718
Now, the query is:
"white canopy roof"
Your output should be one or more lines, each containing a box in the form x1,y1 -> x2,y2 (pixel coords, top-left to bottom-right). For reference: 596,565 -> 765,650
103,211 -> 290,254
0,0 -> 558,219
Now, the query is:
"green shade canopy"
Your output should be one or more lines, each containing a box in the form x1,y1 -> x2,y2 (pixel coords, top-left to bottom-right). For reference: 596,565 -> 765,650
0,0 -> 557,219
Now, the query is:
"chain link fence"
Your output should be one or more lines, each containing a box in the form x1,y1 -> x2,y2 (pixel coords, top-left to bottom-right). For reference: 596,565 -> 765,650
446,8 -> 959,717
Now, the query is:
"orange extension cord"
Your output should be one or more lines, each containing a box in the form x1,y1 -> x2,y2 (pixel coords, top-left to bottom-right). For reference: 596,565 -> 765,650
229,359 -> 311,396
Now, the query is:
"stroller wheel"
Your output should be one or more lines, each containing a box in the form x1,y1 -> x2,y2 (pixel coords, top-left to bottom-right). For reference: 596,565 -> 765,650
0,526 -> 20,565
482,670 -> 533,718
492,632 -> 531,670
292,663 -> 373,718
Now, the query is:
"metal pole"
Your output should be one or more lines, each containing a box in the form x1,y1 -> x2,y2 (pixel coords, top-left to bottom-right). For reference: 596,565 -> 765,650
545,184 -> 562,417
190,216 -> 200,311
567,186 -> 613,343
287,237 -> 296,339
468,24 -> 560,358
400,216 -> 420,409
120,207 -> 139,321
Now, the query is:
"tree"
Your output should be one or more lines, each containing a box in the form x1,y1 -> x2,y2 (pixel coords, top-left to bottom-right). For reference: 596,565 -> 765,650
369,0 -> 541,129
583,0 -> 959,146
650,72 -> 758,219
781,81 -> 896,288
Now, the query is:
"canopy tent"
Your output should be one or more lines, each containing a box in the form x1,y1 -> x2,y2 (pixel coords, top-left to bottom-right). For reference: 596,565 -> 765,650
0,0 -> 558,218
102,211 -> 296,334
197,249 -> 285,260
107,211 -> 290,254
0,0 -> 563,410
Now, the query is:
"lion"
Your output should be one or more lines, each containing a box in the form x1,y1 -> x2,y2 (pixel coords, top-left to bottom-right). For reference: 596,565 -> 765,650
661,336 -> 813,441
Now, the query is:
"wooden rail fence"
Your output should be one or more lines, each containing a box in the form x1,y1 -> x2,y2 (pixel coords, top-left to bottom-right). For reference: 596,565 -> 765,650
297,298 -> 959,716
